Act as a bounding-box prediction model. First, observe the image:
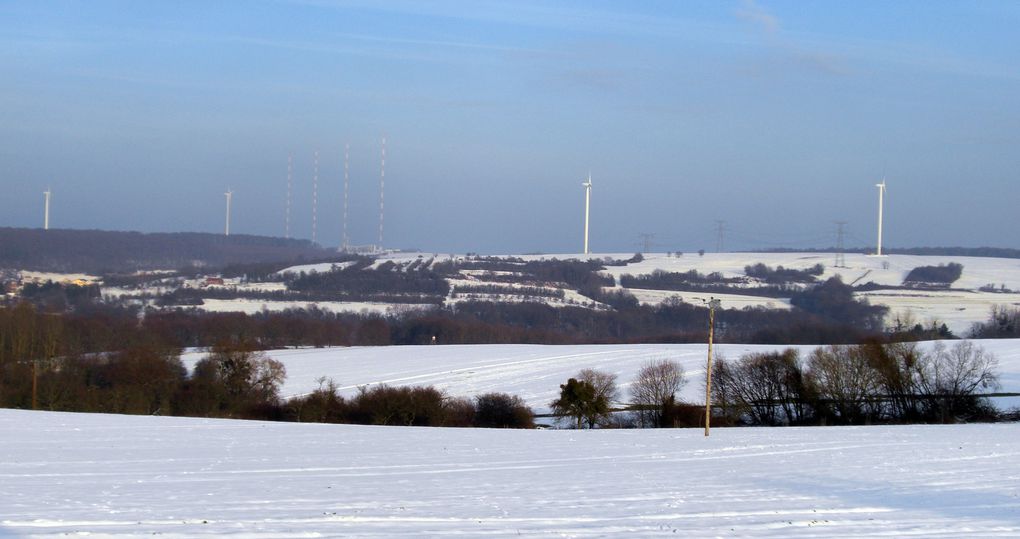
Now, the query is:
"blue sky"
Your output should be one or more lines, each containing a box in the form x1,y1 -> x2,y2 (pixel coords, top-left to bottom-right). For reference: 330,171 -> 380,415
2,1 -> 1019,253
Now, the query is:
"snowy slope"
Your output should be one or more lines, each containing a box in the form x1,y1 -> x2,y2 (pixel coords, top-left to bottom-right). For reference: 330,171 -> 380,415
2,409 -> 1019,537
181,340 -> 1020,414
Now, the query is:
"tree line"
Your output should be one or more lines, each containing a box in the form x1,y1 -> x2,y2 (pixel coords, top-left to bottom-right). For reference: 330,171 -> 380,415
0,301 -> 1007,428
549,340 -> 1004,429
0,227 -> 332,273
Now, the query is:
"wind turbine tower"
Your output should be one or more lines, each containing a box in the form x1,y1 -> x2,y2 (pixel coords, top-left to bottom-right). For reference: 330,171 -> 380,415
43,188 -> 51,230
875,179 -> 887,256
224,189 -> 233,236
582,173 -> 592,255
342,143 -> 350,252
378,136 -> 386,250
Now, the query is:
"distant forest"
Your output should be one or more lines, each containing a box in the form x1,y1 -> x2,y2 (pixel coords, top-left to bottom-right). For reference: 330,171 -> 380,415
0,228 -> 334,273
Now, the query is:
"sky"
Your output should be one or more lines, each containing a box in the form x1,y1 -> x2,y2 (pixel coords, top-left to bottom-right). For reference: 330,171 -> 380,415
2,1 -> 1019,254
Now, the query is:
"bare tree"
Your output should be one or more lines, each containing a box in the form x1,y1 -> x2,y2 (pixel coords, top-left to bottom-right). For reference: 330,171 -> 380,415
914,340 -> 999,421
807,345 -> 881,424
630,360 -> 686,427
863,340 -> 925,422
712,349 -> 808,426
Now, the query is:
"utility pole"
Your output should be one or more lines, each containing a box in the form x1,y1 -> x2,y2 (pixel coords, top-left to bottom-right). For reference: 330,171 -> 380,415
835,221 -> 847,268
704,297 -> 721,437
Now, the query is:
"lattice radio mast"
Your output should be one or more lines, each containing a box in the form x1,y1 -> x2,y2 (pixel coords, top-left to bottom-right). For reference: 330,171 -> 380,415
378,136 -> 386,249
311,150 -> 319,244
342,143 -> 350,252
285,153 -> 293,239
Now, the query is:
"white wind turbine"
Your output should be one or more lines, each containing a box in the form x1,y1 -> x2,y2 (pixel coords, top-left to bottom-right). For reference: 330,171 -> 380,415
224,189 -> 233,236
43,187 -> 51,230
582,173 -> 592,255
875,179 -> 886,256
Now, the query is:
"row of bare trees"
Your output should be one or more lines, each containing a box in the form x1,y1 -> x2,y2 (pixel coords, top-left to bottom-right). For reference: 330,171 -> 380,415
551,340 -> 1002,428
713,340 -> 1000,425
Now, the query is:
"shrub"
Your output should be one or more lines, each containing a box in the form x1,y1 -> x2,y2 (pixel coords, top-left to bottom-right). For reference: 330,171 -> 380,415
347,385 -> 447,426
289,377 -> 347,423
474,392 -> 534,428
903,263 -> 963,286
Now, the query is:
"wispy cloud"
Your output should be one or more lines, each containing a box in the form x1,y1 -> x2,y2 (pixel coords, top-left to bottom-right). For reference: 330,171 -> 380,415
735,0 -> 779,35
734,0 -> 850,77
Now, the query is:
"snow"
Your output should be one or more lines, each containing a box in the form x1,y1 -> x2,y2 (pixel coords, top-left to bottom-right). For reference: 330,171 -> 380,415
598,252 -> 1020,291
197,298 -> 435,316
858,289 -> 1020,334
2,409 -> 1019,537
181,340 -> 1020,414
20,270 -> 100,283
622,287 -> 793,311
276,260 -> 358,275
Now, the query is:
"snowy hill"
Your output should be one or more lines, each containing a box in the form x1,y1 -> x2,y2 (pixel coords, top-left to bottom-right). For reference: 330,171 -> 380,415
2,409 -> 1019,537
273,251 -> 1020,335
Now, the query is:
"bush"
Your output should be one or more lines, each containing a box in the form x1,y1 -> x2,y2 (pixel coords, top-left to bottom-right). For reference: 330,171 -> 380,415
289,378 -> 348,423
903,263 -> 963,286
744,263 -> 824,284
474,392 -> 534,428
347,385 -> 447,426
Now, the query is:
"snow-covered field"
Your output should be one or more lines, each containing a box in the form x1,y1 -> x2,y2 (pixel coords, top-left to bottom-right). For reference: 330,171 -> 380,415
197,298 -> 433,316
181,340 -> 1020,414
2,409 -> 1019,537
